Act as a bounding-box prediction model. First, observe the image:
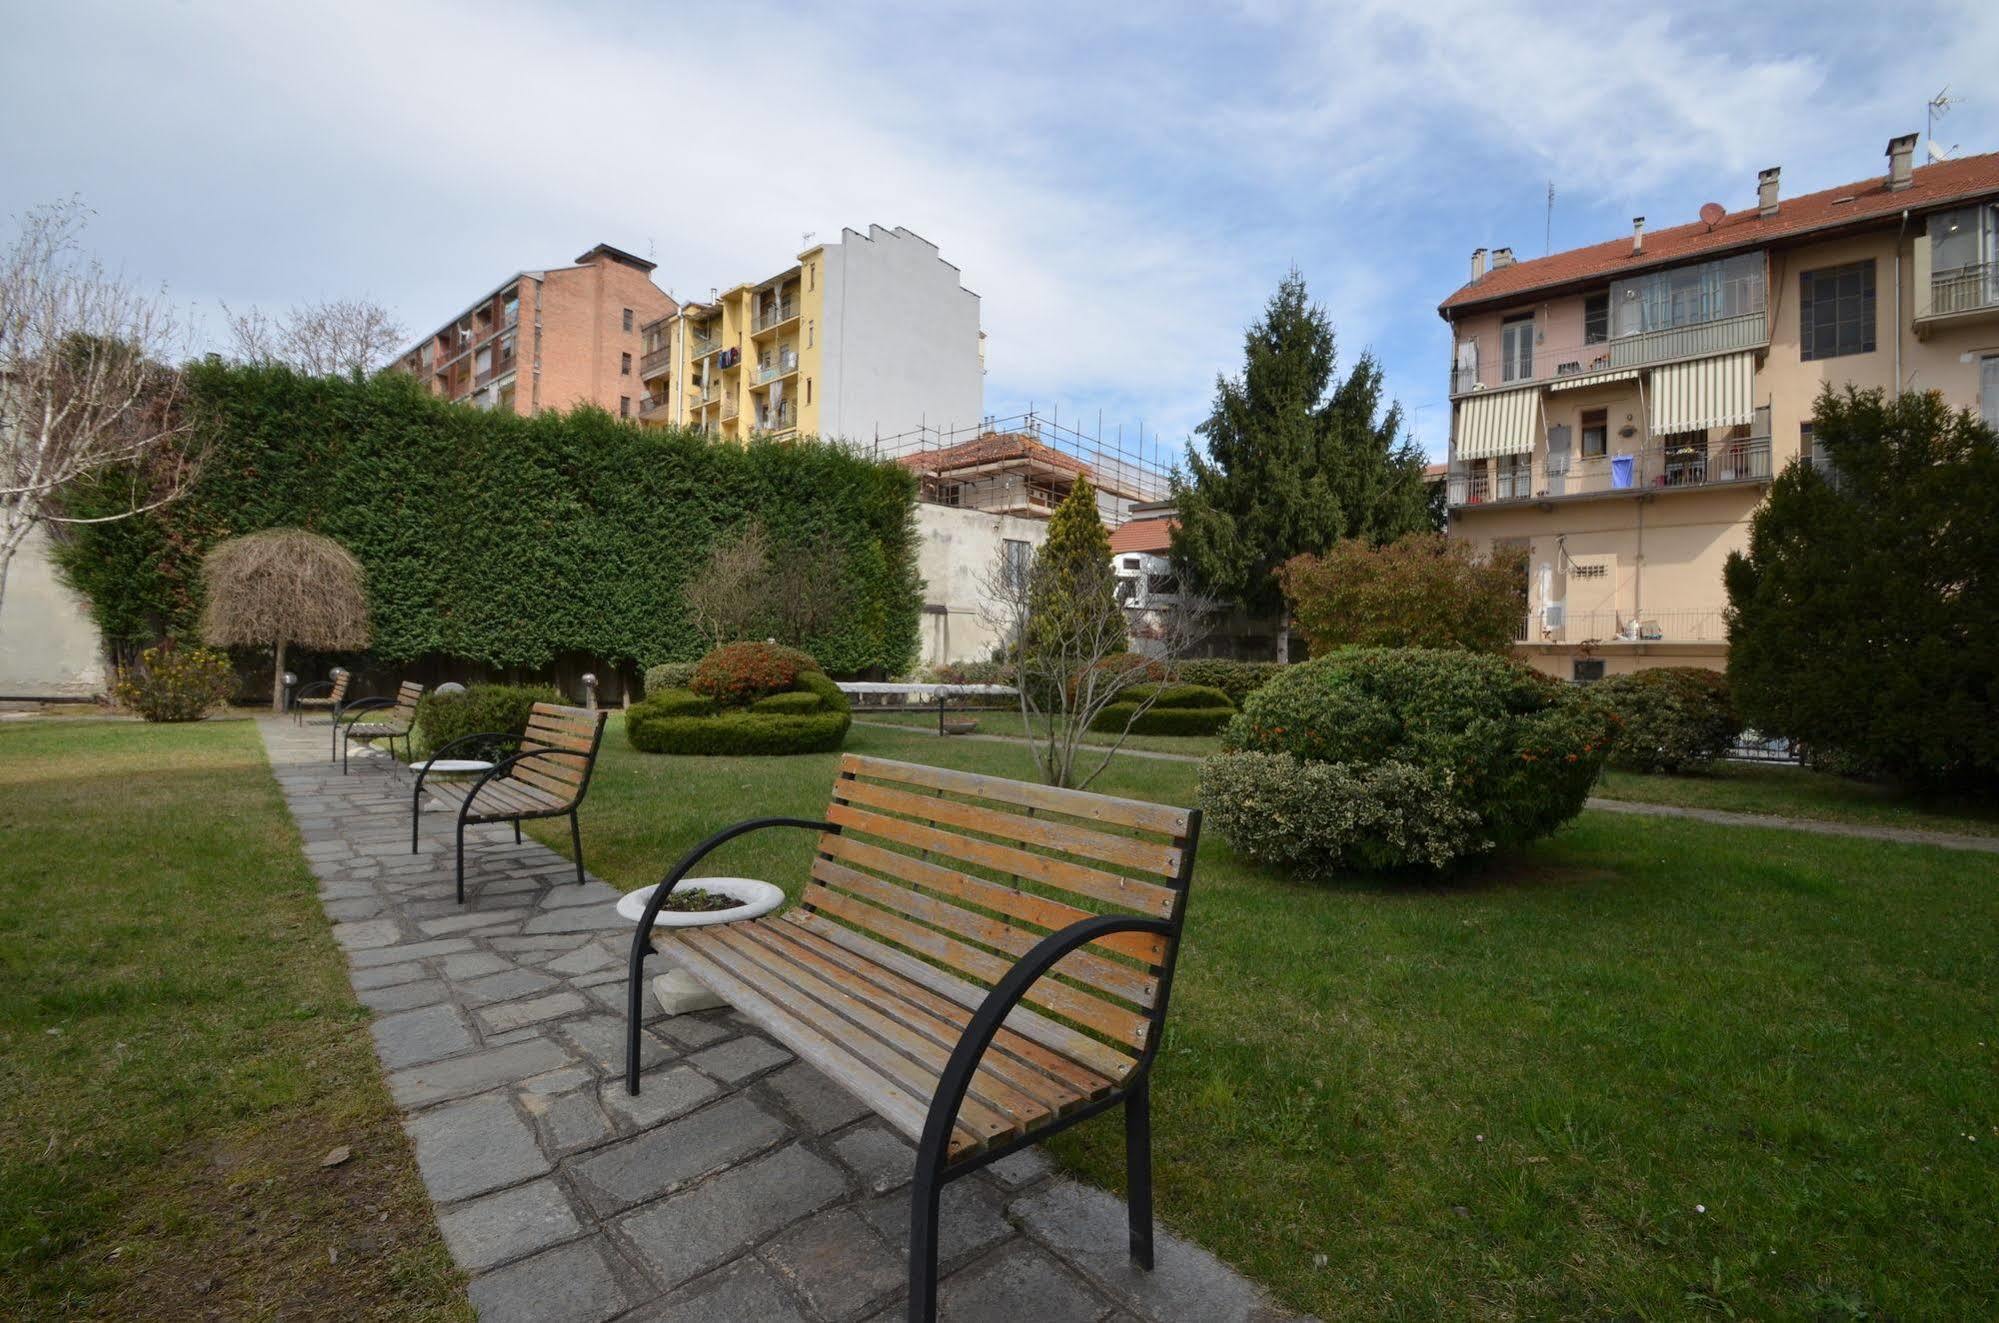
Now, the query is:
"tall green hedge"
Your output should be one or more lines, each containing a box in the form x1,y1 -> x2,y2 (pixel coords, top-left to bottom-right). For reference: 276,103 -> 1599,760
56,363 -> 922,674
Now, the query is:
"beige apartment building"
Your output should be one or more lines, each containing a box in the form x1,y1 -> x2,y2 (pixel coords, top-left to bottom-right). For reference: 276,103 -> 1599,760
390,244 -> 675,417
1441,135 -> 1999,681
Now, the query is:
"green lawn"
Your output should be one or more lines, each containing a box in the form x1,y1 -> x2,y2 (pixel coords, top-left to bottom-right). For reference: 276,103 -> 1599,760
538,717 -> 1999,1321
850,706 -> 1222,758
1595,760 -> 1999,838
0,719 -> 467,1322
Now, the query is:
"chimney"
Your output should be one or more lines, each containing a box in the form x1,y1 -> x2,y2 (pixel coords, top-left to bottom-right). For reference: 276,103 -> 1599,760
1632,217 -> 1645,255
1469,247 -> 1488,283
1886,133 -> 1917,191
1757,166 -> 1781,217
1491,247 -> 1515,271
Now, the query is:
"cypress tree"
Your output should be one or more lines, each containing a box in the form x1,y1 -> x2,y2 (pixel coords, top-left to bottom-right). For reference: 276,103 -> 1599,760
1029,475 -> 1125,655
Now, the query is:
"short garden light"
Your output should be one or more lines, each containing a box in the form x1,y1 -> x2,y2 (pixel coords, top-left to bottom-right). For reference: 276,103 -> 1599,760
435,682 -> 467,697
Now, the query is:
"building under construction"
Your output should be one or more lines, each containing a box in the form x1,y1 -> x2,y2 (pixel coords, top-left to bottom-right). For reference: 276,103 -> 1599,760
871,410 -> 1172,527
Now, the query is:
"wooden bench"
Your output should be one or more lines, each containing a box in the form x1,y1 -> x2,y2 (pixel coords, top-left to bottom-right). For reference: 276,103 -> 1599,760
623,753 -> 1201,1322
411,702 -> 610,903
334,680 -> 425,772
289,668 -> 349,725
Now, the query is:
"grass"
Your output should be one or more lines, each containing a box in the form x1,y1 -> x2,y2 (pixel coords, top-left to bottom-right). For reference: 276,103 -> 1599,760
0,718 -> 468,1322
1595,760 -> 1999,838
536,717 -> 1999,1320
850,706 -> 1223,758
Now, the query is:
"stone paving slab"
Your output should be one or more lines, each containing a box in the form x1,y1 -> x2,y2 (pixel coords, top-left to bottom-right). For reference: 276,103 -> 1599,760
254,715 -> 1304,1321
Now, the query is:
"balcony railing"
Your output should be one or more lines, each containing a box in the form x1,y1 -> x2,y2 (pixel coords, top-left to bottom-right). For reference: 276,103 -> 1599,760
756,354 -> 799,383
690,331 -> 720,357
637,394 -> 671,419
752,299 -> 799,333
640,346 -> 672,377
755,400 -> 796,431
1449,437 -> 1771,507
1450,311 -> 1768,396
691,383 -> 719,407
721,395 -> 739,421
1927,261 -> 1999,317
1518,607 -> 1727,645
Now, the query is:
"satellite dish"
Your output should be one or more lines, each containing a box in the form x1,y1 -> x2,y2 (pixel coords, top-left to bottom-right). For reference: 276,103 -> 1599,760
1699,202 -> 1726,228
1927,140 -> 1956,162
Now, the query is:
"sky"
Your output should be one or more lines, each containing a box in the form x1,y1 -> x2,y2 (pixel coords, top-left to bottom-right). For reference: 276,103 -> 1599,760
5,0 -> 1998,466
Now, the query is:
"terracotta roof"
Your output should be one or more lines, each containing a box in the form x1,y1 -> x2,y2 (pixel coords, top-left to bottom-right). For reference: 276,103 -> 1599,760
1108,517 -> 1176,555
896,431 -> 1089,478
1423,461 -> 1448,480
1439,150 -> 1999,315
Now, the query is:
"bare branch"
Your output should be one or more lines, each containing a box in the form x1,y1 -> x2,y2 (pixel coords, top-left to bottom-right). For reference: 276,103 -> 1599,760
223,296 -> 405,377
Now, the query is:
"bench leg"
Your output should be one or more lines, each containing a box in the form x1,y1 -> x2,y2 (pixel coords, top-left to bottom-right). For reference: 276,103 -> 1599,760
1126,1077 -> 1154,1270
513,819 -> 522,845
342,734 -> 351,775
455,815 -> 467,904
907,1170 -> 943,1323
624,944 -> 651,1095
569,811 -> 584,886
411,782 -> 423,854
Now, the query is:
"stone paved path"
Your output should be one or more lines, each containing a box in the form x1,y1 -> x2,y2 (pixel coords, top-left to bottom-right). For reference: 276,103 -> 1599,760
258,717 -> 1299,1323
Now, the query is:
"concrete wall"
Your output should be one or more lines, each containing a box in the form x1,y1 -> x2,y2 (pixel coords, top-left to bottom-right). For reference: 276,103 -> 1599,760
912,503 -> 1046,666
0,525 -> 106,698
819,226 -> 984,445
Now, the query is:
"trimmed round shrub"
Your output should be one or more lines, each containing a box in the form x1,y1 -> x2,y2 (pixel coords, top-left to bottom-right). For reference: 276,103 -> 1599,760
1202,648 -> 1612,874
415,683 -> 561,761
643,662 -> 699,697
1595,667 -> 1741,774
639,687 -> 718,717
626,704 -> 850,755
690,642 -> 818,707
113,642 -> 236,722
1173,660 -> 1284,708
752,690 -> 826,714
1089,682 -> 1236,736
796,670 -> 851,713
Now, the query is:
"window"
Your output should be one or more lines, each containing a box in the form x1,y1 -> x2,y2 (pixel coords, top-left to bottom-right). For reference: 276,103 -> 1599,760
619,396 -> 630,417
622,308 -> 634,332
1799,260 -> 1875,360
1583,292 -> 1609,345
620,352 -> 632,376
1580,408 -> 1608,458
805,377 -> 812,405
1983,355 -> 1999,429
1572,659 -> 1606,684
1611,252 -> 1765,337
808,263 -> 815,292
806,320 -> 814,348
1002,538 -> 1031,592
1501,313 -> 1534,383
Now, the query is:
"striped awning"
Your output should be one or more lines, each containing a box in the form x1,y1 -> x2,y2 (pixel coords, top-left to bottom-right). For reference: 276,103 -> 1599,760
1650,352 -> 1755,432
1548,367 -> 1638,392
1453,386 -> 1540,459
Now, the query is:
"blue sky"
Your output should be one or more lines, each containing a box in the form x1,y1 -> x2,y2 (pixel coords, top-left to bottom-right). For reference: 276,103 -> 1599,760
5,0 -> 1997,465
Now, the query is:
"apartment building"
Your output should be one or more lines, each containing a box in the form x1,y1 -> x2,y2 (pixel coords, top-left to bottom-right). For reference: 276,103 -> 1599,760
391,244 -> 675,417
1441,135 -> 1999,681
636,225 -> 982,443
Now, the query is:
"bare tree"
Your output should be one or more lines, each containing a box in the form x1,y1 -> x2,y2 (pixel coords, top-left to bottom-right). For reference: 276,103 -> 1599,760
765,528 -> 849,647
223,297 -> 405,377
682,521 -> 771,647
979,547 -> 1218,789
0,198 -> 193,624
200,528 -> 372,712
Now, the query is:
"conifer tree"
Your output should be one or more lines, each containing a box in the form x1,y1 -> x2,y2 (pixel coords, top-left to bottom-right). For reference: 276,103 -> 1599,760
1030,475 -> 1125,656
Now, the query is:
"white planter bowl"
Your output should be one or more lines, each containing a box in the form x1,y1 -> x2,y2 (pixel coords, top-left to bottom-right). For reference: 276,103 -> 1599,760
617,876 -> 784,928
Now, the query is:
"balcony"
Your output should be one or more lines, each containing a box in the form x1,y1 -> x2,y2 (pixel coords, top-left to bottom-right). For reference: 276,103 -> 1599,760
1449,437 -> 1771,508
721,395 -> 739,421
691,383 -> 719,408
755,353 -> 799,385
1451,311 -> 1768,397
1518,607 -> 1727,646
755,400 -> 797,432
640,346 -> 672,378
752,299 -> 799,334
1917,261 -> 1999,330
637,394 -> 671,420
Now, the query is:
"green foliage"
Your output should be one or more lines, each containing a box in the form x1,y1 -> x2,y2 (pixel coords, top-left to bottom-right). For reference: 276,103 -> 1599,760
1090,701 -> 1236,736
1725,387 -> 1999,791
1596,667 -> 1742,774
1124,682 -> 1234,710
53,363 -> 921,673
917,660 -> 1015,686
638,687 -> 718,717
1198,752 -> 1482,872
1171,659 -> 1284,707
1281,533 -> 1524,654
625,703 -> 851,755
414,683 -> 561,761
751,690 -> 825,714
1170,270 -> 1434,622
1205,647 -> 1612,872
690,642 -> 818,707
110,642 -> 236,722
795,669 -> 851,713
1029,477 -> 1125,655
643,662 -> 699,696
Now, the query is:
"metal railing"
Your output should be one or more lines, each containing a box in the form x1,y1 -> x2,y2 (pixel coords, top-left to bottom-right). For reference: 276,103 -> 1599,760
720,395 -> 739,421
1450,310 -> 1768,396
1929,261 -> 1999,317
757,354 -> 799,383
752,299 -> 799,332
639,346 -> 672,378
637,394 -> 671,419
1450,437 -> 1770,507
1519,606 -> 1728,645
690,331 -> 720,357
755,400 -> 796,431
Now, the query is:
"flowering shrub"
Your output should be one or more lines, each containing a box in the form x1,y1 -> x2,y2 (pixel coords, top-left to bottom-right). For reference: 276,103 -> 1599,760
689,642 -> 818,708
112,642 -> 237,722
1203,648 -> 1612,873
1595,667 -> 1741,774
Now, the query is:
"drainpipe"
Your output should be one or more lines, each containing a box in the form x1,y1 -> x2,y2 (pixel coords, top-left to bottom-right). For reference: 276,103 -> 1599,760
1895,209 -> 1909,395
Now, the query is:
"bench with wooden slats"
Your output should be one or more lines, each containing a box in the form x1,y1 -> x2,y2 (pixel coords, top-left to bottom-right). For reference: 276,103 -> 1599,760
290,669 -> 349,725
410,701 -> 610,902
623,753 -> 1201,1322
336,679 -> 425,772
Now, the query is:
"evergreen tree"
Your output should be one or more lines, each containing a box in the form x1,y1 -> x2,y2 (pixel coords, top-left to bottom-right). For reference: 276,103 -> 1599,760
1171,269 -> 1431,659
1724,386 -> 1999,790
1030,475 -> 1125,656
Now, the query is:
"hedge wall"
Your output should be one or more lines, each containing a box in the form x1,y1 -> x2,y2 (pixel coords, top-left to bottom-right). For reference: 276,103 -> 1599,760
56,363 -> 922,675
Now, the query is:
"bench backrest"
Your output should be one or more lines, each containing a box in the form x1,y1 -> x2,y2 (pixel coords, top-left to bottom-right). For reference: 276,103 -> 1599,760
513,702 -> 609,808
385,680 -> 424,726
327,671 -> 350,703
805,754 -> 1199,1082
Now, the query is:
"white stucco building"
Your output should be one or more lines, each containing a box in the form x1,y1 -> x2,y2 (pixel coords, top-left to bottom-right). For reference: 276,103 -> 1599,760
0,525 -> 106,698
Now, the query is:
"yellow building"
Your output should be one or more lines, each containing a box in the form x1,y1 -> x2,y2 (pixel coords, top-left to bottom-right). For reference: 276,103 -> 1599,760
637,225 -> 983,445
1441,135 -> 1999,681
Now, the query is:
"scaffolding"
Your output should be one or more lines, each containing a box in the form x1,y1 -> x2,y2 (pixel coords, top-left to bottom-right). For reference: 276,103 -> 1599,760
864,410 -> 1175,525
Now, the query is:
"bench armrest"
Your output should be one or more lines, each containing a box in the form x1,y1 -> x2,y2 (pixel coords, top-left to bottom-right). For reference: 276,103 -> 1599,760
919,913 -> 1177,1167
290,679 -> 337,707
413,732 -> 522,792
335,696 -> 395,726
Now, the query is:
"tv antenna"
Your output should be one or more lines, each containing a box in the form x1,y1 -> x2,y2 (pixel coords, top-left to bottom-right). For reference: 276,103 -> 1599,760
1544,180 -> 1555,255
1927,87 -> 1959,160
